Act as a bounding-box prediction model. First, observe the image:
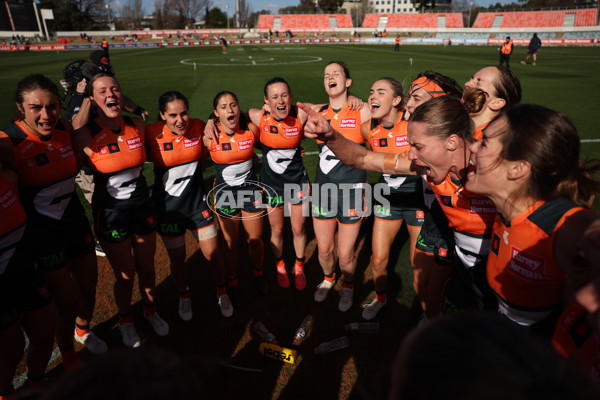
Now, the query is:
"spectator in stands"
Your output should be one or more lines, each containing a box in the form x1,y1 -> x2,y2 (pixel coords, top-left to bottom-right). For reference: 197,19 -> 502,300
521,33 -> 542,66
498,36 -> 513,68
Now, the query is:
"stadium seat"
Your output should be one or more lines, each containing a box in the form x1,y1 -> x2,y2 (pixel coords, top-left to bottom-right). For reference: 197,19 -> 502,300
472,9 -> 597,29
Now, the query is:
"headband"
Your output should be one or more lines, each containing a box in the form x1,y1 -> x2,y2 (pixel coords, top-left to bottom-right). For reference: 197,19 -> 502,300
411,76 -> 445,98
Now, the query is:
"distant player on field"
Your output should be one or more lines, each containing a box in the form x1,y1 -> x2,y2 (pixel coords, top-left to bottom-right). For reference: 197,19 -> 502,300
521,33 -> 542,66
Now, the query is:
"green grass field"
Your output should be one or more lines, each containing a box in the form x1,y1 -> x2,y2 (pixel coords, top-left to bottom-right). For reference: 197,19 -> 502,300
2,44 -> 600,399
1,44 -> 600,159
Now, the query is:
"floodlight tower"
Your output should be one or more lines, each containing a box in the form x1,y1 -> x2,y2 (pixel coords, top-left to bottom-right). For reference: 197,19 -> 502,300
235,0 -> 240,28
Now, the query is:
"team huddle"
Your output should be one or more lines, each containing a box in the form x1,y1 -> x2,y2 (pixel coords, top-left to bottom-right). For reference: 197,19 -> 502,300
1,59 -> 599,396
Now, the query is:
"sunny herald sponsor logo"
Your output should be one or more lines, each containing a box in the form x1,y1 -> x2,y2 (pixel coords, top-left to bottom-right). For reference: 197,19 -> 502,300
339,118 -> 357,129
509,247 -> 544,280
284,126 -> 299,137
469,197 -> 496,215
59,144 -> 74,159
238,139 -> 254,151
183,137 -> 200,148
126,136 -> 143,151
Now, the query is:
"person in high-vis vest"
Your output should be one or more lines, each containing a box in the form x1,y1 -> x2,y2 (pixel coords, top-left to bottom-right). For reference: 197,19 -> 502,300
498,36 -> 513,68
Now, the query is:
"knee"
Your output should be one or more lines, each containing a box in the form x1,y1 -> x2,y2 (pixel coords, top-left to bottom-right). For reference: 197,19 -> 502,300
318,244 -> 334,259
291,225 -> 305,239
270,226 -> 283,240
338,252 -> 355,267
371,254 -> 388,272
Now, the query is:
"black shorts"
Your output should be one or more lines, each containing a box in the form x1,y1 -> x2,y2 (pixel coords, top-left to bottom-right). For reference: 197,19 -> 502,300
157,203 -> 215,238
0,243 -> 52,329
29,213 -> 95,272
94,198 -> 157,243
415,201 -> 454,265
262,178 -> 311,209
213,185 -> 264,219
374,191 -> 425,226
312,182 -> 366,225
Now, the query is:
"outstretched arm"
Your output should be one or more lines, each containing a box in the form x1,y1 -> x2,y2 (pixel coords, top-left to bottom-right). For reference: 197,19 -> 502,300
297,102 -> 414,175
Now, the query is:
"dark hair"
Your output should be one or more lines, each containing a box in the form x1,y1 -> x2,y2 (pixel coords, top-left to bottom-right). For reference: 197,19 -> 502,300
462,87 -> 487,115
325,60 -> 351,80
497,104 -> 600,206
263,77 -> 291,98
14,74 -> 59,120
414,70 -> 463,99
158,91 -> 189,120
391,312 -> 600,400
409,96 -> 474,143
211,90 -> 239,122
375,77 -> 405,110
87,73 -> 119,97
490,66 -> 521,111
35,347 -> 206,400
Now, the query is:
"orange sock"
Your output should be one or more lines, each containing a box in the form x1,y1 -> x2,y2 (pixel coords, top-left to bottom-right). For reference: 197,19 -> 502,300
252,268 -> 263,277
75,326 -> 89,338
324,272 -> 336,283
59,346 -> 82,371
143,304 -> 156,317
376,292 -> 387,303
228,277 -> 239,287
216,285 -> 227,296
118,313 -> 133,325
295,259 -> 305,269
276,259 -> 285,270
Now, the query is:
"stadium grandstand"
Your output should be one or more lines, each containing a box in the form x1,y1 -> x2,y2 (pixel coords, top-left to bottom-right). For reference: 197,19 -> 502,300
0,0 -> 40,32
473,9 -> 598,28
2,6 -> 600,50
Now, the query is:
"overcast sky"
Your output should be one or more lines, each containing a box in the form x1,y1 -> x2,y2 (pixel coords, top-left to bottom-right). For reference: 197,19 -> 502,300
138,0 -> 516,17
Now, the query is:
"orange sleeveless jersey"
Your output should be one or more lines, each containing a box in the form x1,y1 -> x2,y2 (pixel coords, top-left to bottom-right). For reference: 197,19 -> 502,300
0,175 -> 26,238
208,120 -> 257,165
0,120 -> 76,187
0,175 -> 27,275
487,198 -> 584,309
317,104 -> 364,145
258,106 -> 303,149
427,172 -> 495,236
87,117 -> 146,174
552,301 -> 600,384
473,122 -> 488,142
85,116 -> 149,208
146,118 -> 205,167
368,112 -> 409,154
